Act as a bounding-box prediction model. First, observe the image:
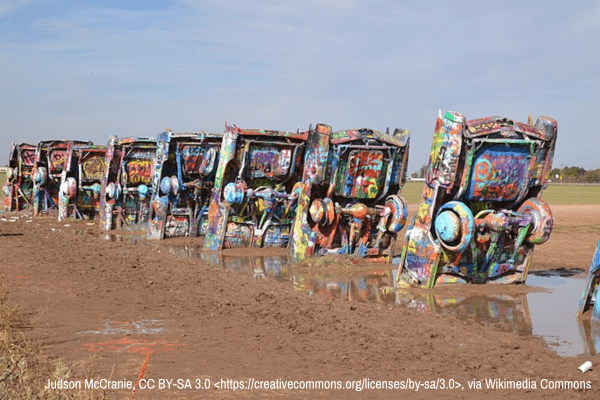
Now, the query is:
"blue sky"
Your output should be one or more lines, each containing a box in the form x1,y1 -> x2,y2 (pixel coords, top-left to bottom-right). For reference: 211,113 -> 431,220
1,0 -> 599,171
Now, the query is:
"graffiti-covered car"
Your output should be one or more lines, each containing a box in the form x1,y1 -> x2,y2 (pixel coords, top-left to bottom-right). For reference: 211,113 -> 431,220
4,142 -> 37,212
32,139 -> 93,217
290,126 -> 409,262
99,136 -> 157,230
578,239 -> 600,323
58,144 -> 108,221
147,130 -> 222,239
203,123 -> 313,250
396,111 -> 557,288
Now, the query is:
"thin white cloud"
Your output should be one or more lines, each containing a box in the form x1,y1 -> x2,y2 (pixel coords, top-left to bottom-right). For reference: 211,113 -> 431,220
0,0 -> 33,15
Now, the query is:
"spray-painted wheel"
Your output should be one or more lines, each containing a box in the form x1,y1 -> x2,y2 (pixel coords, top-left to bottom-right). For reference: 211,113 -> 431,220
309,199 -> 325,224
308,197 -> 335,226
385,195 -> 407,233
160,177 -> 171,195
223,182 -> 245,206
518,197 -> 553,245
434,201 -> 475,253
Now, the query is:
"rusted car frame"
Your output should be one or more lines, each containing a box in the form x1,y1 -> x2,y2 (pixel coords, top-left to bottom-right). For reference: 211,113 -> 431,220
396,111 -> 557,288
147,130 -> 222,239
99,136 -> 157,230
203,123 -> 311,250
58,144 -> 108,221
289,126 -> 409,262
4,142 -> 37,212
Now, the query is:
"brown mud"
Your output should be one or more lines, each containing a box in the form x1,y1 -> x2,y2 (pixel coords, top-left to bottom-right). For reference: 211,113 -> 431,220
0,204 -> 599,398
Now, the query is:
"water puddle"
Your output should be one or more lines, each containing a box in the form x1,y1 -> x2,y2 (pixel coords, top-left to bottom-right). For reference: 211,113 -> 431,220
196,249 -> 597,357
73,230 -> 598,357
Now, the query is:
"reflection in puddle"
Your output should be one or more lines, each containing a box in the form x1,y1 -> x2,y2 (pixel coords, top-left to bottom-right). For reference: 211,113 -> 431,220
396,289 -> 532,335
526,275 -> 588,356
578,318 -> 600,355
76,230 -> 599,357
196,251 -> 596,357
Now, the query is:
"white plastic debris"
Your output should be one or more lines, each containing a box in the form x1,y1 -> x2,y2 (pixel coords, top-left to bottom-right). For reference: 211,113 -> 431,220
578,361 -> 592,373
64,224 -> 70,227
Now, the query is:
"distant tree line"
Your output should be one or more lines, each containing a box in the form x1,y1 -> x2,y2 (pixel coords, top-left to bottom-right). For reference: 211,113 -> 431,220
550,167 -> 600,183
411,165 -> 428,179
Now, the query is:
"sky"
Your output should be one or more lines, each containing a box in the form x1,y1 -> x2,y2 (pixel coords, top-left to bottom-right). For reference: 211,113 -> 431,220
1,0 -> 599,172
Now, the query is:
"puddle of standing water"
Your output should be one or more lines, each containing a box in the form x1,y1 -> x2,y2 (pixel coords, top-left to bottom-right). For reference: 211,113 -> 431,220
81,231 -> 598,358
525,274 -> 588,356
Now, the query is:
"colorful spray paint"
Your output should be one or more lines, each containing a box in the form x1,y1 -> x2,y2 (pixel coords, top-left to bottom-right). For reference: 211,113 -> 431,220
99,136 -> 157,230
203,122 -> 310,250
396,111 -> 557,288
4,142 -> 37,212
57,144 -> 108,221
578,239 -> 600,323
147,130 -> 222,239
289,126 -> 410,263
32,139 -> 93,217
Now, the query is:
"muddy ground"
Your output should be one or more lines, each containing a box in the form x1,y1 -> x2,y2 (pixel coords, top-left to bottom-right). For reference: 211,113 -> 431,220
1,204 -> 600,399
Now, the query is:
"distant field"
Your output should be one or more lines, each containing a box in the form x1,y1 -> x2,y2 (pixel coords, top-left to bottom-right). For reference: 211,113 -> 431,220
403,180 -> 600,205
542,183 -> 600,205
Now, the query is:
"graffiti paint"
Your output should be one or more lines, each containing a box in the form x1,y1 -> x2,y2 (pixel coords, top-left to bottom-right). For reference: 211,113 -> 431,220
32,140 -> 93,217
396,112 -> 557,288
82,337 -> 180,355
147,131 -> 222,240
578,239 -> 600,323
204,122 -> 308,251
82,156 -> 108,181
290,126 -> 409,262
467,145 -> 530,202
4,143 -> 37,212
58,145 -> 108,221
126,159 -> 153,185
100,136 -> 157,230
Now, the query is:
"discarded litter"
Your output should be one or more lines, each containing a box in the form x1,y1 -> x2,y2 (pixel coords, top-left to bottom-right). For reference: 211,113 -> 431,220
578,361 -> 592,373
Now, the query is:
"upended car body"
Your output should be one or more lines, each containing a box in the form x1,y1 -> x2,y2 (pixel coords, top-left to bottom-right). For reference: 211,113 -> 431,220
578,239 -> 600,324
147,130 -> 222,239
203,123 -> 311,250
289,126 -> 410,263
4,142 -> 37,212
32,139 -> 93,217
99,136 -> 157,230
396,111 -> 557,288
58,144 -> 108,221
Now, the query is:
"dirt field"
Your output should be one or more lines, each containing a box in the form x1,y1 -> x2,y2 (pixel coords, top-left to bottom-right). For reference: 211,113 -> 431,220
1,203 -> 599,399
